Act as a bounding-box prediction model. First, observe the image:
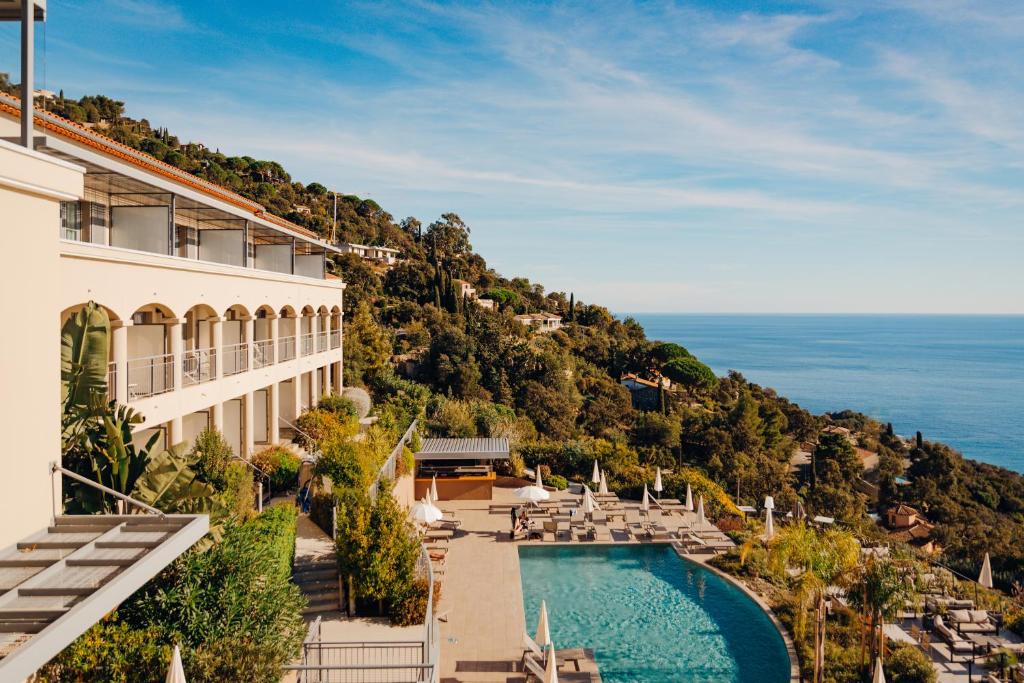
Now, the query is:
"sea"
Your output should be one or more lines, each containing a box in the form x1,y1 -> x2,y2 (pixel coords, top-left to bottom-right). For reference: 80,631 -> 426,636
628,314 -> 1024,474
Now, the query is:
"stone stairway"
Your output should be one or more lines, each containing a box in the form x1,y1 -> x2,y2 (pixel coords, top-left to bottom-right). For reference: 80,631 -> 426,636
292,514 -> 341,615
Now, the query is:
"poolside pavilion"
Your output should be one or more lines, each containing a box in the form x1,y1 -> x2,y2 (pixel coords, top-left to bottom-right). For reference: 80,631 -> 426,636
414,438 -> 510,501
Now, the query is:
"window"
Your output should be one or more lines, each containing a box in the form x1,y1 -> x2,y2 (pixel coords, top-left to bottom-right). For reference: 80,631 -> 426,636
60,201 -> 82,241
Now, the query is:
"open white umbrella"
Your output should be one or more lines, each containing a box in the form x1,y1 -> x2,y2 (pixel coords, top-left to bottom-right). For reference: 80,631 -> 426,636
166,644 -> 187,683
872,656 -> 886,683
599,471 -> 609,495
685,483 -> 693,511
696,495 -> 706,528
641,484 -> 650,513
979,552 -> 993,589
430,475 -> 439,502
410,497 -> 443,525
544,642 -> 559,683
516,485 -> 550,503
653,467 -> 663,497
536,599 -> 551,646
591,460 -> 601,484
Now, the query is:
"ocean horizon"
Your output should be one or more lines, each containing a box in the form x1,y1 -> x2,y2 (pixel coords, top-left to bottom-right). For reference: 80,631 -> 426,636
627,313 -> 1024,474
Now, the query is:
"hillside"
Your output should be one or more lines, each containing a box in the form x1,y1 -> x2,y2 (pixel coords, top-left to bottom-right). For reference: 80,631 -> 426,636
32,88 -> 1024,587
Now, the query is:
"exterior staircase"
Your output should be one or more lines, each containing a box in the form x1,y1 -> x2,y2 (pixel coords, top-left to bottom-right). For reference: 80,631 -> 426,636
292,514 -> 341,615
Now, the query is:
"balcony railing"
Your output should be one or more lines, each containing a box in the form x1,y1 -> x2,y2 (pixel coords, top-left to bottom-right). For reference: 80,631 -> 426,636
222,342 -> 249,376
330,329 -> 341,349
182,347 -> 216,386
317,331 -> 329,352
300,332 -> 315,357
127,353 -> 175,399
279,335 -> 297,362
253,339 -> 275,369
107,361 -> 116,402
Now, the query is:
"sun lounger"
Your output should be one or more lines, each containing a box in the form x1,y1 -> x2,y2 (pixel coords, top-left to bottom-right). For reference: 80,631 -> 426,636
591,509 -> 607,524
594,523 -> 611,541
556,521 -> 571,541
933,616 -> 978,656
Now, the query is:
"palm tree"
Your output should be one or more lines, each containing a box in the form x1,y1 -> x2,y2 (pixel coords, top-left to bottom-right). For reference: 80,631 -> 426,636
768,522 -> 861,683
848,556 -> 916,675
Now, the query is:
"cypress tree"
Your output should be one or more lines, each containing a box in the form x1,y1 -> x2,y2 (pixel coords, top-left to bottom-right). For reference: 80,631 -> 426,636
568,292 -> 575,322
433,284 -> 441,309
915,431 -> 923,449
659,384 -> 667,415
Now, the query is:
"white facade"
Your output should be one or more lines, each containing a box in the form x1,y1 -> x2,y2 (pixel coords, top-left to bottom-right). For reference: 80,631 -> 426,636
0,139 -> 84,549
514,312 -> 563,332
339,241 -> 400,266
0,98 -> 346,460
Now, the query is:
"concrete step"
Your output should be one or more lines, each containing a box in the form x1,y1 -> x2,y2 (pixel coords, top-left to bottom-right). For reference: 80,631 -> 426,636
302,596 -> 341,614
295,579 -> 339,595
294,563 -> 337,578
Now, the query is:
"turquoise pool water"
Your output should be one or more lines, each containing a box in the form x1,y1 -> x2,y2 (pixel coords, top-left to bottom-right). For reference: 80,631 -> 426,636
518,545 -> 790,683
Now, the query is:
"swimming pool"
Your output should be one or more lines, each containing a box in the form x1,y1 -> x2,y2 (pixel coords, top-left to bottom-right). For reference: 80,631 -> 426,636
518,545 -> 791,683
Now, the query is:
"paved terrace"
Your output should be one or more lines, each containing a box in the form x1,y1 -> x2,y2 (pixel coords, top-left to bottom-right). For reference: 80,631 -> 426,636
432,486 -> 735,683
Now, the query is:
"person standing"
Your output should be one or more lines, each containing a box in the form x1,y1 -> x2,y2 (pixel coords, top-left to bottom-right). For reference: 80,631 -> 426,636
510,505 -> 519,539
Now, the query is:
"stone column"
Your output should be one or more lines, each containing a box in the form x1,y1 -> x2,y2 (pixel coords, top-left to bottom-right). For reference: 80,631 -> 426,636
333,360 -> 343,395
292,372 -> 302,420
244,316 -> 254,373
166,318 -> 184,394
269,382 -> 280,444
211,316 -> 224,381
323,311 -> 331,355
309,370 -> 319,409
244,390 -> 255,458
111,321 -> 130,404
269,314 -> 279,366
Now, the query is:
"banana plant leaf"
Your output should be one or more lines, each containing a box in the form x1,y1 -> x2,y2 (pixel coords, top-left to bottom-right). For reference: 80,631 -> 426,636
61,301 -> 110,408
132,443 -> 228,521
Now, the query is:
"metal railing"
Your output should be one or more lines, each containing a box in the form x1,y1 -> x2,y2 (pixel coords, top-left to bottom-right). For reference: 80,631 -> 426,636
317,331 -> 329,352
52,462 -> 165,518
285,545 -> 438,683
182,347 -> 216,386
300,332 -> 316,356
279,335 -> 297,362
253,339 -> 275,369
106,361 -> 117,402
127,353 -> 175,399
368,419 -> 418,500
222,342 -> 249,376
330,329 -> 341,349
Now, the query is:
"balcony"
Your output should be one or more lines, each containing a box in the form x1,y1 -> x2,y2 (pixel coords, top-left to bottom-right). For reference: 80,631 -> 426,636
128,353 -> 175,399
182,348 -> 216,387
317,331 -> 329,353
279,335 -> 296,362
253,339 -> 275,369
330,329 -> 341,349
222,342 -> 249,377
300,332 -> 315,357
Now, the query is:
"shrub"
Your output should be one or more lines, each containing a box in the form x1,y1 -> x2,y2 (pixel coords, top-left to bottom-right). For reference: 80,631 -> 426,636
39,620 -> 169,682
547,474 -> 568,490
885,642 -> 936,683
252,445 -> 302,492
397,445 -> 415,477
295,409 -> 351,449
318,393 -> 358,419
191,429 -> 234,490
508,452 -> 525,478
316,437 -> 368,489
221,460 -> 255,520
44,507 -> 304,683
389,577 -> 442,626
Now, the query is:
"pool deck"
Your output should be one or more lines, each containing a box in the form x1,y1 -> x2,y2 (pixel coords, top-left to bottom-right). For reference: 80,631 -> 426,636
433,485 -> 793,682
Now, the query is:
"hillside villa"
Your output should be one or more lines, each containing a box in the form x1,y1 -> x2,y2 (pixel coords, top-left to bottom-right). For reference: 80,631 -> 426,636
514,311 -> 563,332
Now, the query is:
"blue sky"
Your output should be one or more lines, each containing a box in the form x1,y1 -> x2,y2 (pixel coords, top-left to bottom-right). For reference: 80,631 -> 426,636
3,0 -> 1023,313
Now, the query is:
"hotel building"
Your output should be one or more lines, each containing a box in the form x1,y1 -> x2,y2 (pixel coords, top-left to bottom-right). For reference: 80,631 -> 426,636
0,95 -> 346,459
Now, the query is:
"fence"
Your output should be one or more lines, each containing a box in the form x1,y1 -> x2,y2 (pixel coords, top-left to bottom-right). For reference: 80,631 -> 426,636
253,339 -> 275,369
285,546 -> 438,683
222,342 -> 249,376
368,419 -> 418,501
127,353 -> 175,399
182,347 -> 216,386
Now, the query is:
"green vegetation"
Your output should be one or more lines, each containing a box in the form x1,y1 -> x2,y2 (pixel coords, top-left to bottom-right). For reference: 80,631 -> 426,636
40,507 -> 303,683
251,445 -> 302,492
